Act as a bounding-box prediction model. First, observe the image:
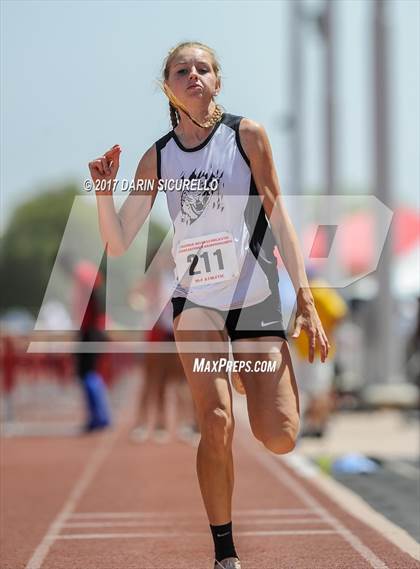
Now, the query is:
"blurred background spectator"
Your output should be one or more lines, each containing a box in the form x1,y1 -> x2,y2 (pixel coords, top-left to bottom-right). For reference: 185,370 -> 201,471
290,266 -> 348,437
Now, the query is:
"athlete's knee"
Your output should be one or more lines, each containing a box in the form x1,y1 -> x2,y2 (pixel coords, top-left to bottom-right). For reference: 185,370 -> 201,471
262,417 -> 300,455
263,431 -> 296,455
200,407 -> 234,454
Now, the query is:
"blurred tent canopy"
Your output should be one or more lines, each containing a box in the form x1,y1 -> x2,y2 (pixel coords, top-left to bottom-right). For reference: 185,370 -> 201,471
303,206 -> 420,276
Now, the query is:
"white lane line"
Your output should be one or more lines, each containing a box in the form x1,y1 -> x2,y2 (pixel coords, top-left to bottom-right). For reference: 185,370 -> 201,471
24,380 -> 137,569
241,529 -> 337,536
24,428 -> 122,569
51,529 -> 339,540
237,433 -> 390,569
69,508 -> 315,519
286,453 -> 420,561
234,396 -> 394,569
63,518 -> 326,528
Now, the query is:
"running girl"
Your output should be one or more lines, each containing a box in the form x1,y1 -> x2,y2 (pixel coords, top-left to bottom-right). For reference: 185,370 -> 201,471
89,41 -> 330,569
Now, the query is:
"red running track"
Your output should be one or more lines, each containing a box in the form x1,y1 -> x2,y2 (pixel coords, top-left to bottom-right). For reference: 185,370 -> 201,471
2,388 -> 419,569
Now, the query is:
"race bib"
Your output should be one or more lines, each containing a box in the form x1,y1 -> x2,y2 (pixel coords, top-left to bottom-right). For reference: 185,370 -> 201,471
175,232 -> 239,287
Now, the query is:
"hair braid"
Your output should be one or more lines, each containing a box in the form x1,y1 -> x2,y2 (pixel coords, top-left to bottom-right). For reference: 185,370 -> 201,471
202,104 -> 223,128
169,102 -> 179,129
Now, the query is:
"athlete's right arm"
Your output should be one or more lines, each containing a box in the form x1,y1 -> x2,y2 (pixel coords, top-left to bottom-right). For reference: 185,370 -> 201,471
89,144 -> 159,257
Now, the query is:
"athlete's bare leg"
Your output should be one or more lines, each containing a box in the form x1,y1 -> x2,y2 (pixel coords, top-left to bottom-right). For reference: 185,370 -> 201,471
232,337 -> 300,453
174,307 -> 233,525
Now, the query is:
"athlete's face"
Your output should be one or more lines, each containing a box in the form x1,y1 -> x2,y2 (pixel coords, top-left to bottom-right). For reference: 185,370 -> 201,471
165,48 -> 220,105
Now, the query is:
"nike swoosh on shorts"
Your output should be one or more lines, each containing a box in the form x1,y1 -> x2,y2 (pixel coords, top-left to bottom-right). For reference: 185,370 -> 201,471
261,320 -> 281,327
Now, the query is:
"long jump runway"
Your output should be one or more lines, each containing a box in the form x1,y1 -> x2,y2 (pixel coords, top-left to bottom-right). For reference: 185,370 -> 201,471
2,388 -> 419,569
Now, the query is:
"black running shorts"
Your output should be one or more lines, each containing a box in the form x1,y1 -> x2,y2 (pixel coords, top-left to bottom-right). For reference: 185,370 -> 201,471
171,295 -> 288,343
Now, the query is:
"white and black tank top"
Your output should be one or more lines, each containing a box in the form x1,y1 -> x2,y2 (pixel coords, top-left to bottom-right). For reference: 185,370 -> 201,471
155,113 -> 280,311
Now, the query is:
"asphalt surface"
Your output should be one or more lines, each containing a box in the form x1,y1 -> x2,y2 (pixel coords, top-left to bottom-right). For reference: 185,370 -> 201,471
332,458 -> 420,541
296,408 -> 420,546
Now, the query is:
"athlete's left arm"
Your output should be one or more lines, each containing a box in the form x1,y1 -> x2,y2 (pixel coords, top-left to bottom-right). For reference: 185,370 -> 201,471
239,119 -> 330,362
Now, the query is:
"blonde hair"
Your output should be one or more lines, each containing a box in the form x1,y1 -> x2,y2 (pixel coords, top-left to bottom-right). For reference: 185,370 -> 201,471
161,41 -> 223,129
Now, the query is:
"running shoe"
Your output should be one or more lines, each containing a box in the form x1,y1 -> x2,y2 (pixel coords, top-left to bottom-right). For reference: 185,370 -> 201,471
214,557 -> 241,569
81,419 -> 110,434
176,424 -> 200,447
129,426 -> 149,443
152,428 -> 171,444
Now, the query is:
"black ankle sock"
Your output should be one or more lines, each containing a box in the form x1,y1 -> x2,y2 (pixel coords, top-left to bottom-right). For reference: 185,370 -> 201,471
210,521 -> 238,562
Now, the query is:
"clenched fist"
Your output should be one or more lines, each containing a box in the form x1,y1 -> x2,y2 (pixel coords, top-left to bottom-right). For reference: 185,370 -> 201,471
88,145 -> 121,193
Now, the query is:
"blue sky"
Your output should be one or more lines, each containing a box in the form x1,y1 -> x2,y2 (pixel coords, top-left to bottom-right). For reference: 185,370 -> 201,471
1,0 -> 419,230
